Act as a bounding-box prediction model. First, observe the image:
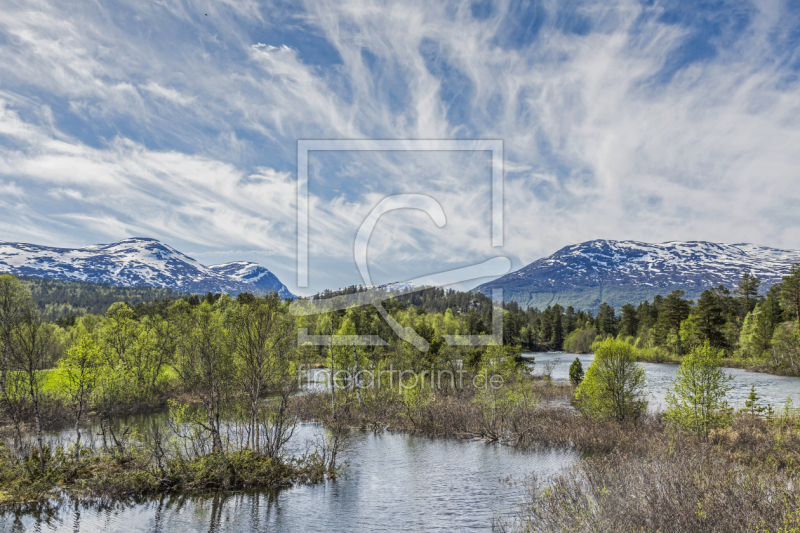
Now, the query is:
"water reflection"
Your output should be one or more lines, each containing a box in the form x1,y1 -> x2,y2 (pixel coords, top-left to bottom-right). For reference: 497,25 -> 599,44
0,425 -> 575,532
10,355 -> 795,531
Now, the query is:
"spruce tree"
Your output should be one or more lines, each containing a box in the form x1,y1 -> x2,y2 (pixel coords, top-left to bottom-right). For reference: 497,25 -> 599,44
744,386 -> 765,416
619,303 -> 639,338
735,272 -> 762,318
569,357 -> 584,386
778,263 -> 800,323
694,289 -> 727,349
655,290 -> 692,352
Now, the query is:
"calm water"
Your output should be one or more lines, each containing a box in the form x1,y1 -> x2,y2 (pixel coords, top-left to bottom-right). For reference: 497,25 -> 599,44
0,424 -> 573,532
4,354 -> 800,532
530,352 -> 800,410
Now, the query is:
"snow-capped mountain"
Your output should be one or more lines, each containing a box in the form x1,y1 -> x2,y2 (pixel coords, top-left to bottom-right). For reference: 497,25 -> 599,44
0,238 -> 294,298
478,240 -> 800,311
380,281 -> 423,292
315,281 -> 424,298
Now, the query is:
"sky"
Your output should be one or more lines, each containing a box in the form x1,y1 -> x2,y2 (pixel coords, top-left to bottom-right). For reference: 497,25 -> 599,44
0,0 -> 799,296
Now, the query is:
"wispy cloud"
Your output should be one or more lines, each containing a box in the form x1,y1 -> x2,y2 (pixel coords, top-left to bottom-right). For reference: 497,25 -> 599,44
0,0 -> 798,294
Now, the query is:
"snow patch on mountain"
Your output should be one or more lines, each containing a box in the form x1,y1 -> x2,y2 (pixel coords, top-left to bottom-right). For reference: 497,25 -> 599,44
0,238 -> 294,298
480,239 -> 800,295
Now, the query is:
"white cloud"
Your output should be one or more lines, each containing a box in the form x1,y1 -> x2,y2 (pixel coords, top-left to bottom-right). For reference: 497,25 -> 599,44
140,82 -> 195,106
0,0 -> 798,294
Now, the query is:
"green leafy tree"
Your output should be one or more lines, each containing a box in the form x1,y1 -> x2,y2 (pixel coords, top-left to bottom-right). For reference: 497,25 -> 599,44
563,327 -> 596,353
59,335 -> 102,459
739,305 -> 774,360
772,322 -> 800,372
175,301 -> 235,457
229,293 -> 295,453
11,308 -> 58,469
574,339 -> 647,420
679,315 -> 702,351
568,357 -> 584,386
665,342 -> 733,441
0,274 -> 31,392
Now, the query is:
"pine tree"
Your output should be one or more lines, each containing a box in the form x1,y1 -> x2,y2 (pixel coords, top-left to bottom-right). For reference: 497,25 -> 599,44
735,272 -> 761,317
778,263 -> 800,323
551,311 -> 564,350
619,303 -> 639,338
694,289 -> 727,349
655,290 -> 692,352
744,386 -> 765,416
595,303 -> 617,337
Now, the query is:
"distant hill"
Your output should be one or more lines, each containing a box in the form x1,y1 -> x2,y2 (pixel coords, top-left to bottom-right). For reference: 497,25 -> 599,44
0,237 -> 294,298
15,275 -> 190,322
478,240 -> 800,311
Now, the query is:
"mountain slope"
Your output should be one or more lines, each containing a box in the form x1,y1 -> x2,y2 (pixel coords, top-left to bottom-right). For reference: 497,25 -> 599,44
16,275 -> 191,322
478,240 -> 800,311
0,238 -> 294,298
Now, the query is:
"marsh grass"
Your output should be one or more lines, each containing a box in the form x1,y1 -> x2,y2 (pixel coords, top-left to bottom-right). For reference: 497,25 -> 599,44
294,380 -> 800,533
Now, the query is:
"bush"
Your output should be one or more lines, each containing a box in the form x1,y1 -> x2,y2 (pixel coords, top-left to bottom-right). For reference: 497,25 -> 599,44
568,358 -> 584,386
563,328 -> 596,354
666,342 -> 733,441
574,339 -> 647,421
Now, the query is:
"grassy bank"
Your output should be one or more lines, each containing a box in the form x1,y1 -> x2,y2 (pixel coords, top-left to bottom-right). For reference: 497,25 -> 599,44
0,444 -> 324,505
0,404 -> 343,506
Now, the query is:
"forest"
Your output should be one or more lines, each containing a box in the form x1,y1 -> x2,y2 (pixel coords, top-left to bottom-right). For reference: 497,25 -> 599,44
323,263 -> 800,374
1,267 -> 800,532
17,275 -> 190,323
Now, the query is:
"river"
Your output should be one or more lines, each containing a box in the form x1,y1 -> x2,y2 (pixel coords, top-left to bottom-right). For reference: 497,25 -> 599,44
530,352 -> 800,410
2,353 -> 799,532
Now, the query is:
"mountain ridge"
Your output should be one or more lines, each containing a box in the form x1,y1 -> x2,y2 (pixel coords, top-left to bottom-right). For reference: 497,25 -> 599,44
478,239 -> 800,311
0,237 -> 294,298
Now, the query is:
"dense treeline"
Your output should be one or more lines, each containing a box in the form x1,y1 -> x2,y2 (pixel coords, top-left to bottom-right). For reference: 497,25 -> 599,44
0,273 -> 530,503
16,275 -> 191,322
494,268 -> 800,363
320,267 -> 800,374
545,267 -> 800,373
0,275 -> 349,502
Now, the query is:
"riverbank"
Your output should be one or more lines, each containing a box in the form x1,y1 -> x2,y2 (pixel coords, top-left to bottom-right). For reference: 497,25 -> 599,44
291,385 -> 800,532
559,348 -> 800,377
0,445 -> 327,506
4,377 -> 800,532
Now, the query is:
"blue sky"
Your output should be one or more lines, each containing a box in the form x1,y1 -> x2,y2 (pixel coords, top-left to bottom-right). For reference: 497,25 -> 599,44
1,0 -> 799,295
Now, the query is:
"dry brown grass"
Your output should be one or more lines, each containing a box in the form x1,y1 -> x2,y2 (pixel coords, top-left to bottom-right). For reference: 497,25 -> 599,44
295,383 -> 800,533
